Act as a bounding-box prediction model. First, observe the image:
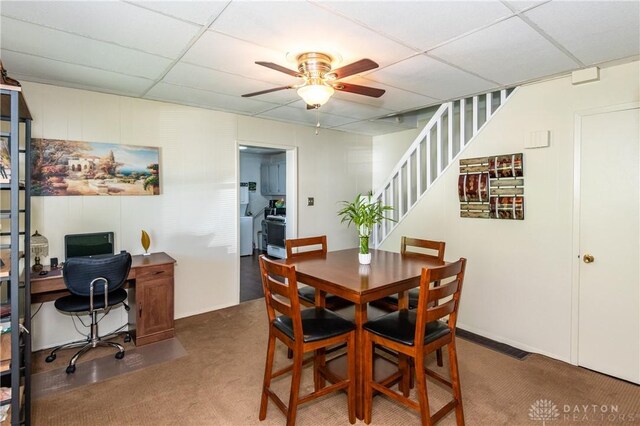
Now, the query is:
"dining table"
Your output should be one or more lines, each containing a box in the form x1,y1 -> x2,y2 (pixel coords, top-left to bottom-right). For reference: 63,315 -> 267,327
281,247 -> 445,420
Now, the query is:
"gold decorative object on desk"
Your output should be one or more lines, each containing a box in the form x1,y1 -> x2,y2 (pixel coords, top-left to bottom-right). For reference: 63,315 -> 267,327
141,230 -> 151,256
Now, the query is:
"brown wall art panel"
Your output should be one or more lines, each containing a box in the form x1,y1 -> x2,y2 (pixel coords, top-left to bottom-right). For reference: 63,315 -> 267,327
459,153 -> 524,220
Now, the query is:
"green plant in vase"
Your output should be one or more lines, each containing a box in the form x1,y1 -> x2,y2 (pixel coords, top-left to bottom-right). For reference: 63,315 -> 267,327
337,193 -> 394,264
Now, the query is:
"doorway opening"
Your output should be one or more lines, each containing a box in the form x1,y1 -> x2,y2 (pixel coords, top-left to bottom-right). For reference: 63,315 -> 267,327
238,142 -> 297,302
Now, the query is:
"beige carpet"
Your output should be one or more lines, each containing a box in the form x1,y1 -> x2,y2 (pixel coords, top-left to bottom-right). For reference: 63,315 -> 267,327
33,299 -> 640,425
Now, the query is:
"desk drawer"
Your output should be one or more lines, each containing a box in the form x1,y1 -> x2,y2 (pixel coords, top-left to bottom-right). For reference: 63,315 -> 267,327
135,264 -> 173,280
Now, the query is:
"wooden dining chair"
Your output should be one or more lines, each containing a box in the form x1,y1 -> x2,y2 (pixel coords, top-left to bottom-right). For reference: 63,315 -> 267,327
373,237 -> 446,368
363,258 -> 467,426
258,255 -> 356,426
286,236 -> 351,310
375,237 -> 446,311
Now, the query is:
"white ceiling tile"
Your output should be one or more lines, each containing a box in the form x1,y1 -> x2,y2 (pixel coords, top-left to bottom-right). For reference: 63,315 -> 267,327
257,105 -> 356,128
502,1 -> 550,12
524,1 -> 640,65
367,55 -> 497,100
1,50 -> 153,96
0,17 -> 171,80
318,1 -> 513,51
1,1 -> 200,58
130,1 -> 230,25
334,77 -> 440,112
332,120 -> 412,136
145,82 -> 276,115
0,0 -> 635,136
209,1 -> 416,69
164,62 -> 300,104
182,31 -> 296,86
288,98 -> 395,121
430,16 -> 577,84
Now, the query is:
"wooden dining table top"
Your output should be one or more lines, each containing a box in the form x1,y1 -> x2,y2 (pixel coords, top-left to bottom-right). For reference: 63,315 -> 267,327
282,248 -> 444,304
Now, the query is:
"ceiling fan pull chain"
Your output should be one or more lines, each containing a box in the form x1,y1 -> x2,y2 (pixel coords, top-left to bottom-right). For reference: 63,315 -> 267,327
315,107 -> 320,135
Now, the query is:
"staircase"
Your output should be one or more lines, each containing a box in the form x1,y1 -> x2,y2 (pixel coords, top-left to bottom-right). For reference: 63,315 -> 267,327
372,88 -> 517,247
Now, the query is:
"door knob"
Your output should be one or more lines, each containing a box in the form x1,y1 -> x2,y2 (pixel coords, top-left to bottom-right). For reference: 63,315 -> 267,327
583,254 -> 595,263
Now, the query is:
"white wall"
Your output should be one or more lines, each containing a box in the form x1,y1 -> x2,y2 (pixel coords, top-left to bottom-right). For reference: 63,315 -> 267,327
24,82 -> 371,350
238,115 -> 372,251
375,61 -> 640,362
372,124 -> 421,191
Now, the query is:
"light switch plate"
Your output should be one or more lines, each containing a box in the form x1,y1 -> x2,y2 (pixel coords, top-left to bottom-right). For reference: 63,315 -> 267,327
526,130 -> 550,149
307,197 -> 314,206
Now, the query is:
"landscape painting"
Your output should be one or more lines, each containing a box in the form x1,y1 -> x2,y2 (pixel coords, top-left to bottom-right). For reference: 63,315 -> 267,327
31,139 -> 160,196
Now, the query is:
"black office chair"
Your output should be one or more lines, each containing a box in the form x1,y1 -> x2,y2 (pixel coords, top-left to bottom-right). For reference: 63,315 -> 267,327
44,252 -> 132,374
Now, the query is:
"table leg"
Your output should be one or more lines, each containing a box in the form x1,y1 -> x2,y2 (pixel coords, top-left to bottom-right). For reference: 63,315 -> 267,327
314,288 -> 326,308
315,290 -> 327,390
355,302 -> 368,420
397,290 -> 411,394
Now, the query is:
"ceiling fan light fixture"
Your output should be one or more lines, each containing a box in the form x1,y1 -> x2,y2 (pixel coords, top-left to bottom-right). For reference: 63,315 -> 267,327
297,83 -> 334,107
243,53 -> 383,104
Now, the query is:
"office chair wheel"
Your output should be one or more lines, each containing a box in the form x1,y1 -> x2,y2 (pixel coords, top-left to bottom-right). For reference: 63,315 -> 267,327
66,364 -> 76,374
45,354 -> 56,363
115,351 -> 125,360
124,334 -> 131,343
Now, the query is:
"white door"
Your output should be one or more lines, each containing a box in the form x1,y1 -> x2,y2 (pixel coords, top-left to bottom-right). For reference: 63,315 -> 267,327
578,106 -> 639,383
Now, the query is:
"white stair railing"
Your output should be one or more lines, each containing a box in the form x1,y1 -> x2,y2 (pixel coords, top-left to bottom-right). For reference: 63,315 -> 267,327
373,88 -> 517,247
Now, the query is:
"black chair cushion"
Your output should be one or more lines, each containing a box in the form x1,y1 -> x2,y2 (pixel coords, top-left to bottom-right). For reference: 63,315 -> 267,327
54,288 -> 128,313
298,286 -> 352,309
381,288 -> 421,309
363,310 -> 450,346
297,286 -> 316,303
274,307 -> 355,343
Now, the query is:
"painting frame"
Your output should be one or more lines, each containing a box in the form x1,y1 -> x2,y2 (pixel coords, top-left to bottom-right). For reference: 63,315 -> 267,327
31,139 -> 160,196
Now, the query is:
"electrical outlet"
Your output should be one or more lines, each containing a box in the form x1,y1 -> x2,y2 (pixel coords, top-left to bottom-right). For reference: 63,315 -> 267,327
307,197 -> 314,206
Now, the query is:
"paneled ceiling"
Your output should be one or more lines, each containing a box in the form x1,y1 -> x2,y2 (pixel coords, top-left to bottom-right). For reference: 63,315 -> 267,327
1,1 -> 638,136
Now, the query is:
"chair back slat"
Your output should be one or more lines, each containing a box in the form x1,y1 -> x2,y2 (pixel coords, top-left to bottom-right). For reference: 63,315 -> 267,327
265,276 -> 295,316
414,258 -> 467,343
268,276 -> 291,298
401,237 -> 445,262
269,295 -> 294,318
426,299 -> 456,323
427,278 -> 459,303
259,255 -> 303,340
286,235 -> 327,258
63,253 -> 132,297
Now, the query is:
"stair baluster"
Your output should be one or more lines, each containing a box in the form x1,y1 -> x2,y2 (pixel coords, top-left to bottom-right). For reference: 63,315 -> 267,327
373,88 -> 517,247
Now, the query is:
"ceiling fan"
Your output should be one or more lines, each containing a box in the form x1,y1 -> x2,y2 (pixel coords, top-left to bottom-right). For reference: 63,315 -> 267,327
242,52 -> 385,108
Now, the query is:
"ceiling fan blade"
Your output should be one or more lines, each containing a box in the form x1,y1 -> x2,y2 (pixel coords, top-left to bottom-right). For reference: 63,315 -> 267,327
331,59 -> 379,79
333,82 -> 385,98
242,86 -> 292,97
255,61 -> 301,77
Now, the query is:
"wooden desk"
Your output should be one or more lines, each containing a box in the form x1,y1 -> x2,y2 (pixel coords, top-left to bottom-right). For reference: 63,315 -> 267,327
31,252 -> 176,346
283,248 -> 443,420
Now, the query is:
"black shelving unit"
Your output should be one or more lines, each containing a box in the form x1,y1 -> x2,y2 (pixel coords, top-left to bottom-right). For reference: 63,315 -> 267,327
1,83 -> 32,425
